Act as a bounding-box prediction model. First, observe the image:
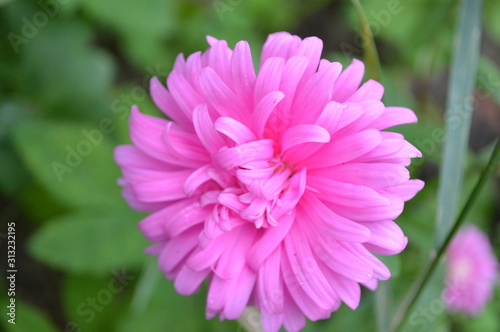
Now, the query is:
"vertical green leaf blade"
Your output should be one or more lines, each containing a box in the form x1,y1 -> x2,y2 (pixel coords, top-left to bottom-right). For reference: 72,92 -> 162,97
435,0 -> 482,245
390,1 -> 484,331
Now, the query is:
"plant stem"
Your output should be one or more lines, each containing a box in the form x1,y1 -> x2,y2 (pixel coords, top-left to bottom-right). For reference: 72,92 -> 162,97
390,139 -> 500,332
349,0 -> 382,82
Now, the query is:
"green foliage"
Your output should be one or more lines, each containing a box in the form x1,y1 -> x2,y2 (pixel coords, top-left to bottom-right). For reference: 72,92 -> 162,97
82,0 -> 177,68
62,273 -> 135,332
13,120 -> 124,208
19,21 -> 116,119
28,209 -> 148,275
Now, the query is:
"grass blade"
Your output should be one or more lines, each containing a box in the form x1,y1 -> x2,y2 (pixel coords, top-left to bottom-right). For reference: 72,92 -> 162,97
434,0 -> 482,245
390,0 -> 484,330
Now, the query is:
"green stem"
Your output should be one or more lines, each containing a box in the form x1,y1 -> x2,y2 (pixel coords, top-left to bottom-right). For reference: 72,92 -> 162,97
349,0 -> 382,82
390,139 -> 500,332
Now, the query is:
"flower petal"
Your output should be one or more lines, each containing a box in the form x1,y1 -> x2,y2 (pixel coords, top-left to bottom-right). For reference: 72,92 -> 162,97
132,170 -> 191,202
212,139 -> 275,170
257,246 -> 284,314
299,214 -> 374,282
370,106 -> 418,129
295,36 -> 323,79
310,163 -> 410,188
114,145 -> 177,172
183,165 -> 212,196
254,57 -> 285,104
260,32 -> 301,65
138,199 -> 195,241
335,100 -> 385,135
158,225 -> 200,274
214,225 -> 256,279
363,220 -> 408,255
129,106 -> 171,163
325,194 -> 404,222
222,266 -> 257,319
283,225 -> 338,310
231,40 -> 256,104
319,263 -> 361,310
281,124 -> 330,152
283,289 -> 307,331
214,116 -> 257,145
315,101 -> 344,134
174,265 -> 210,295
299,193 -> 371,242
199,67 -> 249,122
276,55 -> 310,116
251,91 -> 285,138
331,58 -> 365,102
301,129 -> 383,168
346,79 -> 384,102
248,212 -> 294,270
167,69 -> 204,118
207,39 -> 232,85
291,61 -> 342,125
163,122 -> 209,163
383,179 -> 425,201
192,104 -> 226,154
150,77 -> 192,128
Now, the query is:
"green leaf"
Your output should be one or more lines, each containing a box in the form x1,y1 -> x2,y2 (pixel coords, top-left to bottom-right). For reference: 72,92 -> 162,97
12,120 -> 124,209
28,209 -> 148,275
434,0 -> 482,245
62,272 -> 135,332
0,299 -> 58,332
19,21 -> 115,119
391,0 -> 484,330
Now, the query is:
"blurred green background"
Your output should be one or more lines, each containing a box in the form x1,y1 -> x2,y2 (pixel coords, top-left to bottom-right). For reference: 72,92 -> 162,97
0,0 -> 499,331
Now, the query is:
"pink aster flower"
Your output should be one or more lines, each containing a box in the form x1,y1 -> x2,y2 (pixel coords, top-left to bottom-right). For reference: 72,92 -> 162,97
444,224 -> 498,316
114,32 -> 424,331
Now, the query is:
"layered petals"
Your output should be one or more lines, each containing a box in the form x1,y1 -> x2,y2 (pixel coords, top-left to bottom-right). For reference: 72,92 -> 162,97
444,225 -> 499,316
114,31 -> 424,332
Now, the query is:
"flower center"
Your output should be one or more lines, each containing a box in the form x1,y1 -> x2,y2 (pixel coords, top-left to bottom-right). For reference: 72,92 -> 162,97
450,257 -> 472,285
209,157 -> 305,229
